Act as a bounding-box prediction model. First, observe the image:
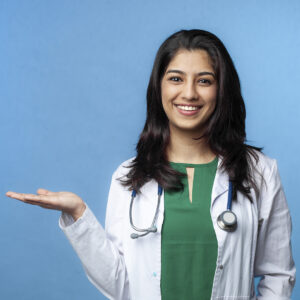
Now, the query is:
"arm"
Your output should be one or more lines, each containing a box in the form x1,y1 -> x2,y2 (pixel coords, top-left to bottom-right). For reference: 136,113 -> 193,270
254,159 -> 296,300
59,169 -> 130,300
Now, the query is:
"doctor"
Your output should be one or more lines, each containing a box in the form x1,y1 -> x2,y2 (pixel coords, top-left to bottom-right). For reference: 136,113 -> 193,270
6,29 -> 296,300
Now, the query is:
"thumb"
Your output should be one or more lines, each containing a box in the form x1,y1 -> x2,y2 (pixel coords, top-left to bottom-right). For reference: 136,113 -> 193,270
37,188 -> 54,195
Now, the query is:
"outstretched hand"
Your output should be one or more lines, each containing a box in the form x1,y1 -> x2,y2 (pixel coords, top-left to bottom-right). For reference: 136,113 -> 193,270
6,188 -> 86,221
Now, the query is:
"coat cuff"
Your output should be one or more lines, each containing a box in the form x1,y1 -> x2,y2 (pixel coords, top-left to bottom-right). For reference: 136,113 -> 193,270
58,203 -> 102,237
257,297 -> 292,300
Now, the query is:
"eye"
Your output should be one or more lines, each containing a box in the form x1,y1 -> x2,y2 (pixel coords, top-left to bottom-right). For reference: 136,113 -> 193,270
168,76 -> 182,82
198,78 -> 211,85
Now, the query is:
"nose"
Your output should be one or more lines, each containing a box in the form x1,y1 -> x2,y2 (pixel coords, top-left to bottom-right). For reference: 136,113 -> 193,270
181,80 -> 198,101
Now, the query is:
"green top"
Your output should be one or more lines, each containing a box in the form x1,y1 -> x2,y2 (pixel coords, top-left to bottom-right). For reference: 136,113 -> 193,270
161,157 -> 218,300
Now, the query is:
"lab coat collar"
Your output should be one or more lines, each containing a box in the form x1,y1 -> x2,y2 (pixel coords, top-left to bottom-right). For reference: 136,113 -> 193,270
211,154 -> 229,208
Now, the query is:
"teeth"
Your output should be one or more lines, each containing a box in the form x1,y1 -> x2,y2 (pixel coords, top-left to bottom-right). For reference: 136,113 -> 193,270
176,105 -> 200,111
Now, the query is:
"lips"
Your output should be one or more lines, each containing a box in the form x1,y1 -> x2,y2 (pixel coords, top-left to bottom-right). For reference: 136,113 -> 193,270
174,104 -> 203,116
175,104 -> 201,111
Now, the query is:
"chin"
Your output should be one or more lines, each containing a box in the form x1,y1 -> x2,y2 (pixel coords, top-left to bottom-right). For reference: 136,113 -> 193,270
173,122 -> 206,134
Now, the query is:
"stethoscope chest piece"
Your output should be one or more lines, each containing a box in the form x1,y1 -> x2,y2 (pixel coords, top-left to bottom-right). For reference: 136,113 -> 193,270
217,210 -> 237,232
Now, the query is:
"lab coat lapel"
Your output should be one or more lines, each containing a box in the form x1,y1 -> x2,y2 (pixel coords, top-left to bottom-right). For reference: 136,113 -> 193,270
211,155 -> 229,208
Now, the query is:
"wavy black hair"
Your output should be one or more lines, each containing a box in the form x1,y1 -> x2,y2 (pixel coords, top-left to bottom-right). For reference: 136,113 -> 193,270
120,29 -> 263,202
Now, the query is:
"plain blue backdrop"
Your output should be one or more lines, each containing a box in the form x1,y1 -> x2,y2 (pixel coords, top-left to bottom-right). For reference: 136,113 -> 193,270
1,0 -> 299,299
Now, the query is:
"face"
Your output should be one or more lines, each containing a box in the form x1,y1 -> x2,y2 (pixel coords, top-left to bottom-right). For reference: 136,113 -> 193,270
161,49 -> 218,135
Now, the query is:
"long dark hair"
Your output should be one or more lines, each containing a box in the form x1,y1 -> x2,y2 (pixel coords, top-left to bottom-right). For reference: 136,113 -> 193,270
120,29 -> 263,202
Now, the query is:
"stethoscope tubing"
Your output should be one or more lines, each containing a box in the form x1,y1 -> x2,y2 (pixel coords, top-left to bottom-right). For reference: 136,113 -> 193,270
129,186 -> 163,238
130,181 -> 236,239
227,181 -> 233,210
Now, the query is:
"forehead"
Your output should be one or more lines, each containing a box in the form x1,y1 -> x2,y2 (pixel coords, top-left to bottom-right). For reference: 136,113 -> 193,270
167,49 -> 214,72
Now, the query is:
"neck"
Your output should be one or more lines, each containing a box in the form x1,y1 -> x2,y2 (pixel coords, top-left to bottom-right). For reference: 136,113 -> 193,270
166,126 -> 216,164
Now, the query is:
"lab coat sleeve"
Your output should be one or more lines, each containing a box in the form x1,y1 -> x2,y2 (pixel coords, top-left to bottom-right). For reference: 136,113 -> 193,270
59,168 -> 130,300
254,159 -> 296,300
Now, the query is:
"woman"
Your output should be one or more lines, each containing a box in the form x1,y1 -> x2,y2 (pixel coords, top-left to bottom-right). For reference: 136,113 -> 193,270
6,29 -> 296,300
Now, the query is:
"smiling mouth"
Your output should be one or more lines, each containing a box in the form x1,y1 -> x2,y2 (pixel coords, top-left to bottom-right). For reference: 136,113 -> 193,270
174,104 -> 203,111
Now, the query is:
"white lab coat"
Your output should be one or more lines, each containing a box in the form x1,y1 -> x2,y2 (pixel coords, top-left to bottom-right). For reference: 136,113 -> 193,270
59,151 -> 296,300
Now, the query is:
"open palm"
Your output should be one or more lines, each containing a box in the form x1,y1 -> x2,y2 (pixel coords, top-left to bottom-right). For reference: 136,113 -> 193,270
6,188 -> 86,220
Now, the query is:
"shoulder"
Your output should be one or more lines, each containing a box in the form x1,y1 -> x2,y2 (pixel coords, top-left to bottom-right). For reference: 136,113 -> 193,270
106,158 -> 135,204
247,148 -> 277,181
115,156 -> 135,175
113,156 -> 136,178
247,149 -> 285,201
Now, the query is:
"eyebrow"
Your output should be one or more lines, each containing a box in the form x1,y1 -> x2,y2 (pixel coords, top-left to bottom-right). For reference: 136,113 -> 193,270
166,69 -> 215,78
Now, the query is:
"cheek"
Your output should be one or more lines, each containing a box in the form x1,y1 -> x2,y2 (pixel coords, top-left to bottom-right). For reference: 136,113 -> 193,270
209,97 -> 217,110
161,100 -> 173,120
207,99 -> 217,116
161,81 -> 179,101
200,91 -> 217,118
161,84 -> 176,112
203,88 -> 217,108
160,83 -> 167,107
161,91 -> 170,118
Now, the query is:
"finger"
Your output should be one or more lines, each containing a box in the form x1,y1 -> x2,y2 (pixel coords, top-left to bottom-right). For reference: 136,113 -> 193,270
37,188 -> 55,195
24,193 -> 61,207
6,192 -> 49,204
25,200 -> 44,206
24,196 -> 47,204
23,194 -> 59,208
23,193 -> 44,201
25,200 -> 58,210
40,204 -> 58,210
6,192 -> 60,210
6,191 -> 30,201
6,191 -> 18,197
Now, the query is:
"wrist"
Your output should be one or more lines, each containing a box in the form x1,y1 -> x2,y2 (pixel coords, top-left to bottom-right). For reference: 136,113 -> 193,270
69,202 -> 86,221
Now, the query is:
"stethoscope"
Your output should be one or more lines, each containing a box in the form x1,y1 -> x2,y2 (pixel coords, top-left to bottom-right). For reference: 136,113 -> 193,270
130,181 -> 237,239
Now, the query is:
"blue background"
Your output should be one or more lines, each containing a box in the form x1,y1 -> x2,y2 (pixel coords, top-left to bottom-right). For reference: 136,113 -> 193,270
1,0 -> 299,299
